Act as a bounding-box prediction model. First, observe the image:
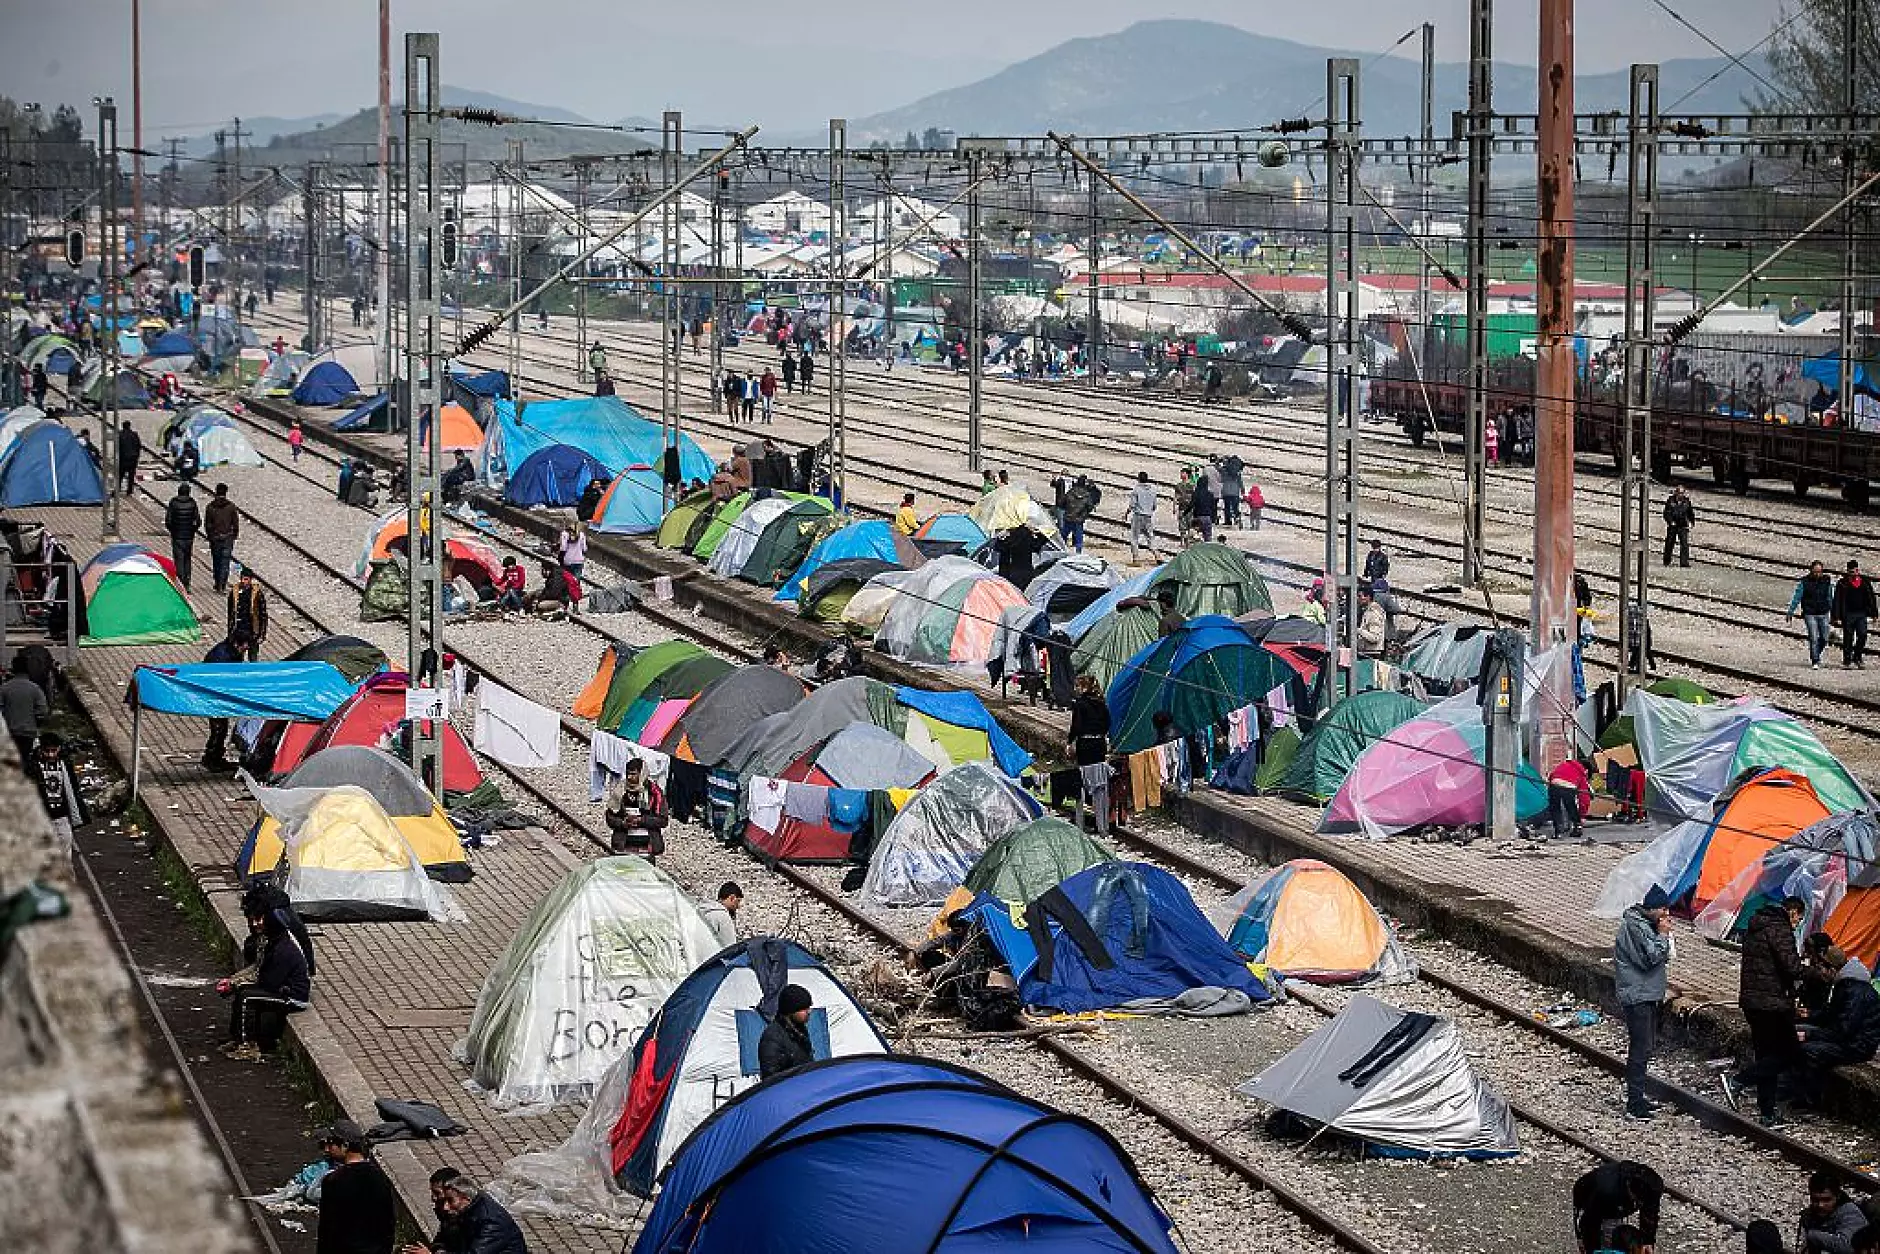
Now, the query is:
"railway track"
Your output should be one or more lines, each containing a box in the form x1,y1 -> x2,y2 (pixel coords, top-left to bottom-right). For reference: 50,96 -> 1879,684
157,384 -> 1880,1245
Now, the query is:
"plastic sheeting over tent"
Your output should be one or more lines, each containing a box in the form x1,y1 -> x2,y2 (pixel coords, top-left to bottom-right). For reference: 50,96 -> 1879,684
1401,623 -> 1493,693
1282,690 -> 1426,802
1148,542 -> 1271,619
185,411 -> 264,467
873,556 -> 1027,671
250,350 -> 310,396
863,762 -> 1041,908
292,360 -> 359,406
128,661 -> 354,721
632,1055 -> 1179,1254
1239,994 -> 1519,1159
968,862 -> 1274,1014
505,444 -> 612,508
776,519 -> 925,603
80,548 -> 199,645
1598,676 -> 1713,748
479,396 -> 714,486
237,745 -> 470,883
1593,690 -> 1875,916
1064,565 -> 1163,641
1322,687 -> 1548,839
492,938 -> 885,1216
459,857 -> 721,1109
246,780 -> 461,923
0,421 -> 105,506
1696,812 -> 1880,965
797,557 -> 896,623
966,485 -> 1056,536
1212,860 -> 1415,984
1107,616 -> 1298,753
1026,553 -> 1121,619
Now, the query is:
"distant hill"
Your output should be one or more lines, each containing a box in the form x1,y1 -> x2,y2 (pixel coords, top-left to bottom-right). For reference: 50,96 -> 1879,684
842,20 -> 1762,146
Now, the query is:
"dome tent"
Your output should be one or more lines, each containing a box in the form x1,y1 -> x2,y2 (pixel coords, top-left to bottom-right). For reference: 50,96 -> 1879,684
1106,616 -> 1297,753
0,420 -> 105,506
595,640 -> 734,740
1239,994 -> 1518,1159
1400,622 -> 1494,694
873,556 -> 1027,670
632,1055 -> 1180,1254
655,489 -> 719,550
911,511 -> 987,554
1026,553 -> 1120,620
505,444 -> 611,508
1281,690 -> 1426,803
246,780 -> 462,923
960,817 -> 1115,909
705,494 -> 824,579
494,938 -> 888,1216
1064,565 -> 1163,641
272,671 -> 482,793
236,745 -> 470,884
737,499 -> 841,588
744,722 -> 938,862
459,857 -> 722,1109
1696,811 -> 1880,965
1649,767 -> 1831,914
656,664 -> 804,766
283,634 -> 388,682
79,547 -> 199,646
1212,860 -> 1415,984
292,360 -> 359,406
863,761 -> 1041,908
591,467 -> 674,536
776,519 -> 925,603
1147,542 -> 1271,619
796,557 -> 897,623
1071,602 -> 1161,693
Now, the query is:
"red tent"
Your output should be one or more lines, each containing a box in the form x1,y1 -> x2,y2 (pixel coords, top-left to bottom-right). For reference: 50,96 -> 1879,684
271,671 -> 482,792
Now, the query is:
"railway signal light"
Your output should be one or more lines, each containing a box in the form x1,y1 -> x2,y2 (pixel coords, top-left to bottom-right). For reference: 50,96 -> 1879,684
64,228 -> 85,266
187,244 -> 205,290
440,207 -> 459,269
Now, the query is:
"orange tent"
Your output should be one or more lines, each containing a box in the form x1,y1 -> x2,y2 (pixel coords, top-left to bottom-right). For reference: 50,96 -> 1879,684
427,403 -> 482,452
1691,768 -> 1832,906
573,645 -> 617,720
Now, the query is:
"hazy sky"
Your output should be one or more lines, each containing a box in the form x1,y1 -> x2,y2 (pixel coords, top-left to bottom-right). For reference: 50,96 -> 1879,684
1,0 -> 1788,138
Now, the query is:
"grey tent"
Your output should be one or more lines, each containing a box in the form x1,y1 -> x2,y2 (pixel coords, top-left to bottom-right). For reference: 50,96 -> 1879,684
280,745 -> 433,815
1401,623 -> 1493,693
718,676 -> 895,781
808,723 -> 934,791
1025,554 -> 1120,621
584,581 -> 647,614
863,761 -> 1041,907
1237,993 -> 1518,1159
661,664 -> 805,766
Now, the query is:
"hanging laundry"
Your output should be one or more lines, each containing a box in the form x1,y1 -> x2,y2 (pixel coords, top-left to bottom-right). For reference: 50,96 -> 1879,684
1158,740 -> 1192,797
1268,685 -> 1293,730
827,788 -> 869,833
1128,748 -> 1162,810
588,730 -> 669,801
473,682 -> 561,769
782,783 -> 830,827
1225,704 -> 1258,753
747,776 -> 788,835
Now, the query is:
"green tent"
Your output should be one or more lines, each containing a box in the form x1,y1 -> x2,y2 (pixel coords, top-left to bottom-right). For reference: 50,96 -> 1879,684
1149,542 -> 1272,619
80,562 -> 200,647
1254,725 -> 1303,792
961,818 -> 1115,907
656,490 -> 717,549
693,492 -> 815,563
599,640 -> 712,733
613,653 -> 735,740
1108,616 -> 1297,754
739,499 -> 839,587
1072,604 -> 1161,692
358,557 -> 409,623
1599,676 -> 1713,748
1282,689 -> 1426,802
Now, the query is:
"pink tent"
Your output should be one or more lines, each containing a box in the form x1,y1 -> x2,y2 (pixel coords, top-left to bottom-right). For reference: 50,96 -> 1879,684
637,698 -> 692,750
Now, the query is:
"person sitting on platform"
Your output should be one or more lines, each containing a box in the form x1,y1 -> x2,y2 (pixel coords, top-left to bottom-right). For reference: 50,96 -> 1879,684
217,897 -> 311,1061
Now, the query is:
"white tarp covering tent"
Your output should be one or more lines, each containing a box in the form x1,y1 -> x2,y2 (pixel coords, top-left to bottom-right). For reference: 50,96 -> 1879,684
492,938 -> 887,1218
704,494 -> 797,578
252,350 -> 311,395
246,779 -> 462,923
457,857 -> 721,1109
312,342 -> 384,391
862,761 -> 1042,908
1238,993 -> 1518,1158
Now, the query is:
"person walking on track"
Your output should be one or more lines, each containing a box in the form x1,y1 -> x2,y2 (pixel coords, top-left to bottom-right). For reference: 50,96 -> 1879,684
1833,559 -> 1877,670
204,483 -> 240,593
1786,560 -> 1836,669
1127,472 -> 1159,564
165,483 -> 201,591
1661,486 -> 1695,568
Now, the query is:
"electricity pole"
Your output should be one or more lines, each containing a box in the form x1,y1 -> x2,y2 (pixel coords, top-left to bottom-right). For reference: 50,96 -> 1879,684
710,161 -> 725,395
132,0 -> 144,262
661,111 -> 681,505
1087,163 -> 1100,382
1616,66 -> 1659,702
230,117 -> 246,340
98,98 -> 122,539
1324,59 -> 1363,704
1462,0 -> 1493,585
403,31 -> 445,794
1416,22 -> 1434,361
303,162 -> 323,350
1,126 -> 15,409
964,142 -> 984,472
829,119 -> 848,506
1838,0 -> 1857,429
377,0 -> 393,403
1532,0 -> 1578,767
506,139 -> 523,388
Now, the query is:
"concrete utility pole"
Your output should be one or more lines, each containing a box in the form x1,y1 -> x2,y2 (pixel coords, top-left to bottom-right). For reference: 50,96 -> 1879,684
829,119 -> 848,506
303,163 -> 323,350
661,111 -> 681,505
98,97 -> 121,539
574,159 -> 590,383
1324,58 -> 1364,704
1417,22 -> 1435,360
230,117 -> 246,339
1838,0 -> 1858,429
709,161 -> 725,395
1532,0 -> 1578,768
377,0 -> 393,404
403,31 -> 444,794
1086,164 -> 1100,382
1617,66 -> 1660,702
1481,628 -> 1525,839
1462,0 -> 1493,585
964,142 -> 984,472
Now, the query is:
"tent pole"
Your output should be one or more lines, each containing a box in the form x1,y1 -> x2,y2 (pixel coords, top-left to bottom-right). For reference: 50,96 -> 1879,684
131,704 -> 142,804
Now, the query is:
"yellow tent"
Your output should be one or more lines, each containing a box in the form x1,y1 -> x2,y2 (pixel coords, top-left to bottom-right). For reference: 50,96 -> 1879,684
237,746 -> 470,883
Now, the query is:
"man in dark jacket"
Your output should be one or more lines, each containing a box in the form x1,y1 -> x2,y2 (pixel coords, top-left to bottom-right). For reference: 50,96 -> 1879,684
116,422 -> 142,493
165,483 -> 201,590
1662,486 -> 1695,567
1573,1159 -> 1663,1253
221,906 -> 310,1059
204,483 -> 240,592
758,983 -> 816,1079
1833,560 -> 1877,669
228,568 -> 269,659
402,1175 -> 527,1254
316,1121 -> 396,1254
1723,896 -> 1805,1125
1363,539 -> 1390,584
1061,475 -> 1101,554
1797,955 -> 1880,1105
1788,560 -> 1837,668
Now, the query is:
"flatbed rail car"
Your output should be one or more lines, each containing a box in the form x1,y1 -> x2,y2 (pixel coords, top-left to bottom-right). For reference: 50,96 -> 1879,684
1369,370 -> 1880,505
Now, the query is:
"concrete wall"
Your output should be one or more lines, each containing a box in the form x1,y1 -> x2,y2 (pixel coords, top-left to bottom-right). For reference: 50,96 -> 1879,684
0,759 -> 248,1254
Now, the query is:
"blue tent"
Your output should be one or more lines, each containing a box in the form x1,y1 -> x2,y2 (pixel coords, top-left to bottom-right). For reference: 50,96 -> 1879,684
1063,564 -> 1164,641
592,467 -> 673,535
892,685 -> 1032,774
143,328 -> 196,358
1802,351 -> 1877,397
292,360 -> 359,406
333,392 -> 391,432
634,1055 -> 1179,1254
915,512 -> 987,551
774,519 -> 923,602
127,661 -> 357,721
0,421 -> 104,505
480,395 -> 714,485
968,862 -> 1275,1015
1107,615 -> 1297,753
450,369 -> 510,399
506,443 -> 612,508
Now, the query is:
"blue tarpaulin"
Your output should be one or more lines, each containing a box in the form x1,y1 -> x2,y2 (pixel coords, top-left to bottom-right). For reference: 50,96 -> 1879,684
1802,352 -> 1877,396
333,392 -> 390,431
128,661 -> 356,720
479,395 -> 714,485
143,329 -> 195,358
891,685 -> 1032,775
